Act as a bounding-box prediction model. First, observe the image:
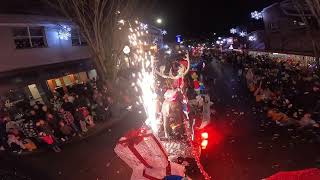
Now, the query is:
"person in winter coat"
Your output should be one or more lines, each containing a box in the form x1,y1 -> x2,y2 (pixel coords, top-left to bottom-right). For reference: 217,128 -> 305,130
21,119 -> 38,143
58,120 -> 73,139
37,131 -> 61,153
7,133 -> 26,152
58,108 -> 81,136
74,108 -> 88,133
80,107 -> 95,127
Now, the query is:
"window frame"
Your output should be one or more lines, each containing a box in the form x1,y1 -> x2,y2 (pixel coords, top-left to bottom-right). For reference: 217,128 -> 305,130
71,29 -> 87,46
12,26 -> 47,49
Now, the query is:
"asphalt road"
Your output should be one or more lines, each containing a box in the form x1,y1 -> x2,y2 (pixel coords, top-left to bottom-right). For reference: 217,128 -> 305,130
201,58 -> 320,180
0,58 -> 319,180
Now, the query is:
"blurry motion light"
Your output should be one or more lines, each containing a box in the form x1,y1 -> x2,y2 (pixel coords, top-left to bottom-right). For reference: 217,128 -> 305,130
123,45 -> 130,54
251,11 -> 263,20
118,19 -> 125,25
165,50 -> 172,54
230,28 -> 237,34
58,25 -> 71,40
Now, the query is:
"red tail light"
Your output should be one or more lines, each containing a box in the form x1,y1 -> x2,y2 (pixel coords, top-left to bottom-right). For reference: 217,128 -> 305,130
201,140 -> 208,149
201,132 -> 209,149
201,132 -> 208,139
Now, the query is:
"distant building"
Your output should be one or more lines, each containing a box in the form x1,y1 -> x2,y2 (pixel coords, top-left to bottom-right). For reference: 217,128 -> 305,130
0,14 -> 95,103
0,13 -> 165,104
247,30 -> 266,50
147,24 -> 164,47
261,0 -> 320,56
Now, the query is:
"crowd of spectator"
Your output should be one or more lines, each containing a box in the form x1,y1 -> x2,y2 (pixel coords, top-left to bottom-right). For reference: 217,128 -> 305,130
220,51 -> 320,129
0,80 -> 113,153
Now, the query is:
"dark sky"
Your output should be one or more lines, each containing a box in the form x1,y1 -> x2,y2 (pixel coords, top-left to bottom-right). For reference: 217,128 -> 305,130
2,0 -> 281,41
151,0 -> 281,41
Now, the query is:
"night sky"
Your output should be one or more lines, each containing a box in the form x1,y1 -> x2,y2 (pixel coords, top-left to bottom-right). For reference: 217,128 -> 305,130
151,0 -> 281,41
1,0 -> 281,41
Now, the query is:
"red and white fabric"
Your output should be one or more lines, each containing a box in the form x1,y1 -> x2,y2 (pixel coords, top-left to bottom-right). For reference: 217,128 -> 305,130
114,128 -> 186,179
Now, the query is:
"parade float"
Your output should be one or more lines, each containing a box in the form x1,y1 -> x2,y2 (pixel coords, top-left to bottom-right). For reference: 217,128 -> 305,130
113,20 -> 211,180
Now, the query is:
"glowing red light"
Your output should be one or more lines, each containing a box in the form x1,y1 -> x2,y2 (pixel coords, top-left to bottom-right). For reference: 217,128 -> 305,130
201,132 -> 208,139
201,140 -> 208,149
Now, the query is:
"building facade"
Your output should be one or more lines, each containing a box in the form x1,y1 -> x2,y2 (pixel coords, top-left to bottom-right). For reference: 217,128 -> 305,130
0,14 -> 96,104
261,0 -> 320,56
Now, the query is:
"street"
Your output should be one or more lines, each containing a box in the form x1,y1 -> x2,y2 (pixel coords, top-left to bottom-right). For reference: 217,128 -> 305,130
1,59 -> 319,180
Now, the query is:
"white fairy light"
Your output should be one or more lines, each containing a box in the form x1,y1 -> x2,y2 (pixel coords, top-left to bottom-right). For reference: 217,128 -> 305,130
230,28 -> 237,34
161,29 -> 167,35
248,35 -> 257,41
251,11 -> 263,20
58,25 -> 71,40
239,31 -> 247,37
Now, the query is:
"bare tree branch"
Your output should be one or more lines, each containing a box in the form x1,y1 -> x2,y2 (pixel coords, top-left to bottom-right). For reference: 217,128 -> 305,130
44,0 -> 153,81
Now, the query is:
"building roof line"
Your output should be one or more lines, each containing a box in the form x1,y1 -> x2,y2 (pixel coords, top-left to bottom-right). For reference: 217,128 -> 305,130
262,2 -> 279,13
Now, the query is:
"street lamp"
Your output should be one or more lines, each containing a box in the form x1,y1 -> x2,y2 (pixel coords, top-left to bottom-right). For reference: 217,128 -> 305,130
156,18 -> 162,24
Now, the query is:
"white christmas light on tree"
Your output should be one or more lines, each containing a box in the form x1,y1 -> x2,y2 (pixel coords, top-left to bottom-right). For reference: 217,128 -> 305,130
118,19 -> 125,25
251,11 -> 263,20
248,35 -> 257,41
161,29 -> 167,35
239,31 -> 247,37
58,25 -> 71,40
123,45 -> 131,54
230,28 -> 237,34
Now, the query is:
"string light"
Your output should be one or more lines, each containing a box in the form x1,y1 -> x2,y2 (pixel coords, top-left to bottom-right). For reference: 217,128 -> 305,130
230,28 -> 237,34
161,29 -> 167,35
248,35 -> 257,41
58,25 -> 71,40
239,31 -> 247,37
251,11 -> 263,20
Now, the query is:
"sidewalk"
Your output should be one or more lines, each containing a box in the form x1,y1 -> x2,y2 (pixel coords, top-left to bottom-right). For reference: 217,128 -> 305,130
1,110 -> 129,156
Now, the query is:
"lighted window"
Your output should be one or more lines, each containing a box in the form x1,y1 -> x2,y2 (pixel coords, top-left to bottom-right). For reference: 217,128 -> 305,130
71,29 -> 87,46
12,26 -> 47,49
